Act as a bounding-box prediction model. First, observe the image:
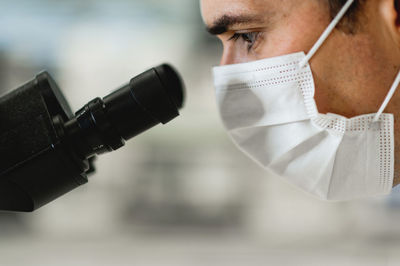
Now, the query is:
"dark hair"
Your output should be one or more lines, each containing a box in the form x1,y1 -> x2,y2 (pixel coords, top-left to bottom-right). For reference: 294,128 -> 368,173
328,0 -> 365,33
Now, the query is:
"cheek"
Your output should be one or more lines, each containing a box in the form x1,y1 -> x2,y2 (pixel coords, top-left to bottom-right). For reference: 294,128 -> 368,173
310,34 -> 397,117
255,5 -> 330,58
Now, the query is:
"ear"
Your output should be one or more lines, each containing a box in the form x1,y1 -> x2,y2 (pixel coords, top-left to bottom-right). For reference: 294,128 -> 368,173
380,0 -> 400,43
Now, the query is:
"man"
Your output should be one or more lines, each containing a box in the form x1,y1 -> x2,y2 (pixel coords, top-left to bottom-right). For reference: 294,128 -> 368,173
201,0 -> 400,199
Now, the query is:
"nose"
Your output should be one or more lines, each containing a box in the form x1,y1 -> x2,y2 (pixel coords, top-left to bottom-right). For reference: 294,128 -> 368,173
219,47 -> 234,66
219,45 -> 253,66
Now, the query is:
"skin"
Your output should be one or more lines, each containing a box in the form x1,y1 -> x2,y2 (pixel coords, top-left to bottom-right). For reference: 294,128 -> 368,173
201,0 -> 400,187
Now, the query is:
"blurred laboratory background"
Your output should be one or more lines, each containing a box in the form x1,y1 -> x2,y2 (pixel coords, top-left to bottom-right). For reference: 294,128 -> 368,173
1,0 -> 400,265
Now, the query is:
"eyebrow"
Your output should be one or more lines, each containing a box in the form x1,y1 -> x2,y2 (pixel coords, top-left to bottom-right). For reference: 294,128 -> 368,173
206,14 -> 265,35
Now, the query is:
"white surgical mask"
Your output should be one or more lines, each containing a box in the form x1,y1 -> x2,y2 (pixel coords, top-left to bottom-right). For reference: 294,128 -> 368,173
213,0 -> 400,200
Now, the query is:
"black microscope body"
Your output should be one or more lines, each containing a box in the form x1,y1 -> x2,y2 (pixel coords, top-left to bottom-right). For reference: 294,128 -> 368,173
0,65 -> 184,212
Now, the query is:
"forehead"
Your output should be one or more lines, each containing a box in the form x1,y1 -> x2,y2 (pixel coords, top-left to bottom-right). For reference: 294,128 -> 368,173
200,0 -> 293,25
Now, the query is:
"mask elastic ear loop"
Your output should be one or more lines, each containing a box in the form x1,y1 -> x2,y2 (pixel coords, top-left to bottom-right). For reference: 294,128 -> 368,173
299,0 -> 355,68
372,70 -> 400,122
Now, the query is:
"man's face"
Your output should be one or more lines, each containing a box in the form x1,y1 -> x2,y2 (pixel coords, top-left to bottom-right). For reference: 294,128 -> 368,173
201,0 -> 330,65
201,0 -> 400,185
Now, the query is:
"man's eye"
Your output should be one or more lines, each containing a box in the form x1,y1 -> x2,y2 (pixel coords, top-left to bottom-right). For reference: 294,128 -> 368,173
228,32 -> 261,52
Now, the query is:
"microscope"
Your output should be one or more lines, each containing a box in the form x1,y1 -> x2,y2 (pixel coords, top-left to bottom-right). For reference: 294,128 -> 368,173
0,64 -> 185,212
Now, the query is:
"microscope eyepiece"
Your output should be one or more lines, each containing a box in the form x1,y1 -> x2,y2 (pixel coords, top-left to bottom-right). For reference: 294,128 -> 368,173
0,64 -> 185,211
155,64 -> 184,109
62,64 -> 185,159
103,64 -> 184,140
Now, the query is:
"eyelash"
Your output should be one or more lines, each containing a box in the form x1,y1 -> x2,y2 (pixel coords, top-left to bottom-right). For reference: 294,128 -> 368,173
228,32 -> 261,52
